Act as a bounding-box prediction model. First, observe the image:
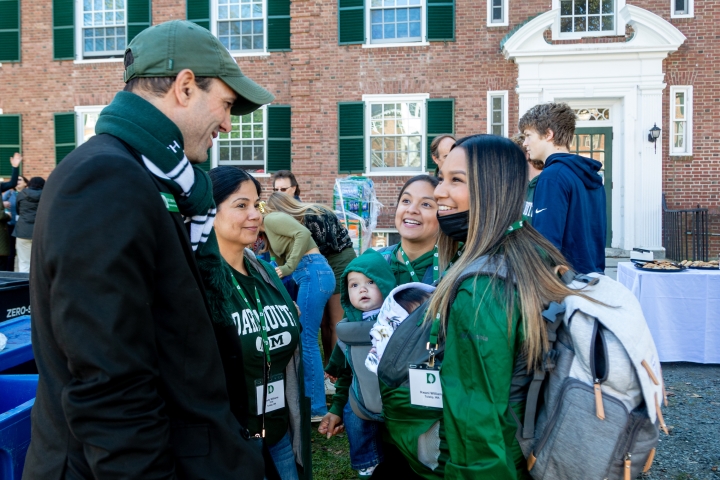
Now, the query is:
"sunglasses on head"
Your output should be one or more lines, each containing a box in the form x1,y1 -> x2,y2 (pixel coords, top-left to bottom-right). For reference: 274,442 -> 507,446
272,186 -> 294,192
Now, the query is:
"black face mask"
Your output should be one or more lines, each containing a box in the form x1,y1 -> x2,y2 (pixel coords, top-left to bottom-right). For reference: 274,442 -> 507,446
437,210 -> 469,242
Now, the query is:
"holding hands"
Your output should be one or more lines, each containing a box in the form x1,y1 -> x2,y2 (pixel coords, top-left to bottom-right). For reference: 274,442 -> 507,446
317,412 -> 344,439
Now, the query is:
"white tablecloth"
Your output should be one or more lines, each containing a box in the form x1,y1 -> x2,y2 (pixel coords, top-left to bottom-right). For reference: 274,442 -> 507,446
617,262 -> 720,364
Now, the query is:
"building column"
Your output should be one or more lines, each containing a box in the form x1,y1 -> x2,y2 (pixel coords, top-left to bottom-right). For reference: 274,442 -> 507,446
633,84 -> 665,253
516,86 -> 543,118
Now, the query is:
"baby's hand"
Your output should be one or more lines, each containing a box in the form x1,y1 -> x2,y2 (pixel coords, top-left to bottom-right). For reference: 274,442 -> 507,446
317,412 -> 344,439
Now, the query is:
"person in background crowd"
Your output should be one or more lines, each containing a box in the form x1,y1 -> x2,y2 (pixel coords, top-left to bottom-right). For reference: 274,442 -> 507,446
375,175 -> 442,286
265,193 -> 357,395
0,153 -> 23,193
519,103 -> 606,274
272,170 -> 302,200
0,206 -> 12,270
510,134 -> 544,225
430,134 -> 455,174
3,175 -> 27,271
199,166 -> 310,480
262,204 -> 336,423
24,20 -> 273,479
14,176 -> 44,273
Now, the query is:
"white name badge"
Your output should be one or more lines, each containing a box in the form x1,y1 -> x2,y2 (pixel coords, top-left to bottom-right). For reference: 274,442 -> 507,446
408,364 -> 443,409
255,374 -> 286,415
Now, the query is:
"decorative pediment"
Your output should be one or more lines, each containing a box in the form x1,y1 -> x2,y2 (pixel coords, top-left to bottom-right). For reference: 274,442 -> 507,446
502,5 -> 686,60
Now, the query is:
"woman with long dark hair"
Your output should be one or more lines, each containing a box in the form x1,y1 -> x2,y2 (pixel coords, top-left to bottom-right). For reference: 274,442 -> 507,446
198,166 -> 310,480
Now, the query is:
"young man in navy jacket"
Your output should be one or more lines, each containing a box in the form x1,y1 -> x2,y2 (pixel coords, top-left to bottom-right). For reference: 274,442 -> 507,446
519,103 -> 606,274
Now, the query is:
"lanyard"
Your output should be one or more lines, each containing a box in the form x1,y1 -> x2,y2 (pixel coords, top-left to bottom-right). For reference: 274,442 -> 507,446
447,243 -> 465,270
505,220 -> 524,235
230,272 -> 272,366
398,244 -> 439,283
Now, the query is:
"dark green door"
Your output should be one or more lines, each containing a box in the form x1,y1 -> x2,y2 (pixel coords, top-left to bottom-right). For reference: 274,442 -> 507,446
570,127 -> 612,247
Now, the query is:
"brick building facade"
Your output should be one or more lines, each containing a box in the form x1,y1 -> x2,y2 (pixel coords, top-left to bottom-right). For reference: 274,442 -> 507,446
0,0 -> 716,256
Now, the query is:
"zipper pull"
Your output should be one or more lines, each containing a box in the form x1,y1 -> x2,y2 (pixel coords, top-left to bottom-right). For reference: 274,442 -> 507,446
624,453 -> 632,480
594,379 -> 605,420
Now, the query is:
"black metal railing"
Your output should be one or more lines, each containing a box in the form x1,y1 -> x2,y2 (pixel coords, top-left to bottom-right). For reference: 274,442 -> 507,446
662,194 -> 709,261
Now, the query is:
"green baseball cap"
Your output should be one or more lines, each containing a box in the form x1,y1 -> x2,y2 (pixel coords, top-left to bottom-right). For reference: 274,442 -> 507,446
123,20 -> 275,115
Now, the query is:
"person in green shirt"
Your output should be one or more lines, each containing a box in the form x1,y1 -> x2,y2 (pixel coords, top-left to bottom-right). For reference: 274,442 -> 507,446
198,166 -> 311,480
420,134 -> 582,479
262,208 -> 336,422
511,133 -> 545,225
376,175 -> 445,286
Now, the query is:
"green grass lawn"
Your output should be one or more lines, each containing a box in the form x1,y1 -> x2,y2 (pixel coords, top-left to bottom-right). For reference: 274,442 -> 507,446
310,419 -> 355,480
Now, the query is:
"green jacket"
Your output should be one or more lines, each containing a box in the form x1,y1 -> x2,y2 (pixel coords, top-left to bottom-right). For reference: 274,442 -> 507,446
326,249 -> 396,417
523,175 -> 539,225
439,275 -> 528,479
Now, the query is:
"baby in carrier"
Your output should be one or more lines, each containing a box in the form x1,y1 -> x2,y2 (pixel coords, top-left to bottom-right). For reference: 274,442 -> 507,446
366,282 -> 435,374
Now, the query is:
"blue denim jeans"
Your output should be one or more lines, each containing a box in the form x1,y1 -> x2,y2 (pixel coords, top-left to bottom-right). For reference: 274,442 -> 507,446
268,432 -> 299,480
343,402 -> 384,470
292,253 -> 335,417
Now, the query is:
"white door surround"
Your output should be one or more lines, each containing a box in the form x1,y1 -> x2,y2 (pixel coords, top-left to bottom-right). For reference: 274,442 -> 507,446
502,5 -> 686,253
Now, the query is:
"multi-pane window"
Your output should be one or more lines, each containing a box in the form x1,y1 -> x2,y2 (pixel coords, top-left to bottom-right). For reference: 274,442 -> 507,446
487,91 -> 508,137
670,86 -> 692,155
81,0 -> 126,56
369,0 -> 423,44
217,108 -> 266,172
369,101 -> 424,172
74,106 -> 105,146
671,0 -> 692,17
490,0 -> 504,23
560,0 -> 614,34
216,0 -> 264,52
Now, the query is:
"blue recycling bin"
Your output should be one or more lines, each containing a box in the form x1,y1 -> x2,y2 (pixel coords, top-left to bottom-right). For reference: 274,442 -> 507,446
0,316 -> 32,374
0,375 -> 38,480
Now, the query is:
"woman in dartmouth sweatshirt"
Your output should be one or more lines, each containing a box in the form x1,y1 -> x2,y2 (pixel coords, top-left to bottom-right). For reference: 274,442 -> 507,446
198,166 -> 311,480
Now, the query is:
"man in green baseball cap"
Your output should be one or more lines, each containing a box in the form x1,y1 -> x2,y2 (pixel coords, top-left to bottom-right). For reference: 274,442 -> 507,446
24,20 -> 268,480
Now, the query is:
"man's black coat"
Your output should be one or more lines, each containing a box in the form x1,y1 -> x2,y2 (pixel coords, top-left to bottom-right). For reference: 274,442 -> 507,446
23,134 -> 263,479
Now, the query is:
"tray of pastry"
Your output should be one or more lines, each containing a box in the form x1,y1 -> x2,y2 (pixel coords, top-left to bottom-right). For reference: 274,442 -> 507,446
632,260 -> 687,272
678,260 -> 719,270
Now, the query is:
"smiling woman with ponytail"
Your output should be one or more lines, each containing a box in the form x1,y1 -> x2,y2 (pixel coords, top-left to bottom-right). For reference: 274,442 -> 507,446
426,134 -> 587,479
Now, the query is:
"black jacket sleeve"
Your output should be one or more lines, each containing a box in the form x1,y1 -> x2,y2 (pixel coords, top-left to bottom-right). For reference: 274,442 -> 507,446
0,167 -> 19,192
45,158 -> 176,478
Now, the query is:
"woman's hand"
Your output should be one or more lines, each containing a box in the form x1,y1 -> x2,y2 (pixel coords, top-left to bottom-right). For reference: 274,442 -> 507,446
317,412 -> 344,439
10,153 -> 21,168
275,267 -> 283,278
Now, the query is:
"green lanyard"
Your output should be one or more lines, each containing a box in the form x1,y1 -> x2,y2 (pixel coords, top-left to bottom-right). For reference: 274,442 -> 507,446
230,272 -> 272,366
505,220 -> 524,235
447,243 -> 465,270
398,244 -> 439,283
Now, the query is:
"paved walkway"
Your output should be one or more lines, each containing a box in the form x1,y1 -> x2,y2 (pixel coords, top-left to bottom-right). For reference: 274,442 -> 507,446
604,256 -> 629,280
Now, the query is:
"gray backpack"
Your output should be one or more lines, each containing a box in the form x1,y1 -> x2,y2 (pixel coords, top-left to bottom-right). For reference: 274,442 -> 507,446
514,270 -> 667,479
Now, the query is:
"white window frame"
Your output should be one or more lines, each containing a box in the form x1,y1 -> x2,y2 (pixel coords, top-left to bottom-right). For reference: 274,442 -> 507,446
362,93 -> 429,176
363,0 -> 429,48
74,105 -> 106,146
669,85 -> 692,156
670,0 -> 693,18
551,0 -> 627,40
487,90 -> 509,137
487,0 -> 508,27
74,0 -> 127,62
211,105 -> 269,175
211,0 -> 269,57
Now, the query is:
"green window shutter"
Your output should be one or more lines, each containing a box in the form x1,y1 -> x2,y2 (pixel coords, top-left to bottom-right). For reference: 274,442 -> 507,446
187,0 -> 211,30
338,0 -> 364,45
426,98 -> 454,170
127,0 -> 151,44
268,0 -> 290,51
0,115 -> 21,177
54,113 -> 76,164
53,0 -> 74,60
338,102 -> 364,173
267,105 -> 292,172
0,0 -> 20,62
427,0 -> 454,42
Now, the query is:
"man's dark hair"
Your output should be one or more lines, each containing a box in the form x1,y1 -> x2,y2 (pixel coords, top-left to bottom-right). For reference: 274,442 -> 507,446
518,103 -> 576,149
123,50 -> 213,97
272,170 -> 301,197
28,177 -> 45,189
394,287 -> 432,314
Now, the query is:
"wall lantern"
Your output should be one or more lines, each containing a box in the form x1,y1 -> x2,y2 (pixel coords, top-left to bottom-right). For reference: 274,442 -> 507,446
648,123 -> 661,153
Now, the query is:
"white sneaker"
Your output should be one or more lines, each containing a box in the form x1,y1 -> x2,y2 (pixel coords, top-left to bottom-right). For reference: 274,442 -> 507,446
324,376 -> 336,395
358,465 -> 377,478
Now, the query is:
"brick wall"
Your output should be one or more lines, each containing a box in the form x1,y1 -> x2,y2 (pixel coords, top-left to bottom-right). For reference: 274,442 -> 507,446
0,0 -> 718,252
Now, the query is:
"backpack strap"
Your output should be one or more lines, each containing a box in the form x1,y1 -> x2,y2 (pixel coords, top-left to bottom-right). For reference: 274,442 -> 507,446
521,301 -> 565,439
